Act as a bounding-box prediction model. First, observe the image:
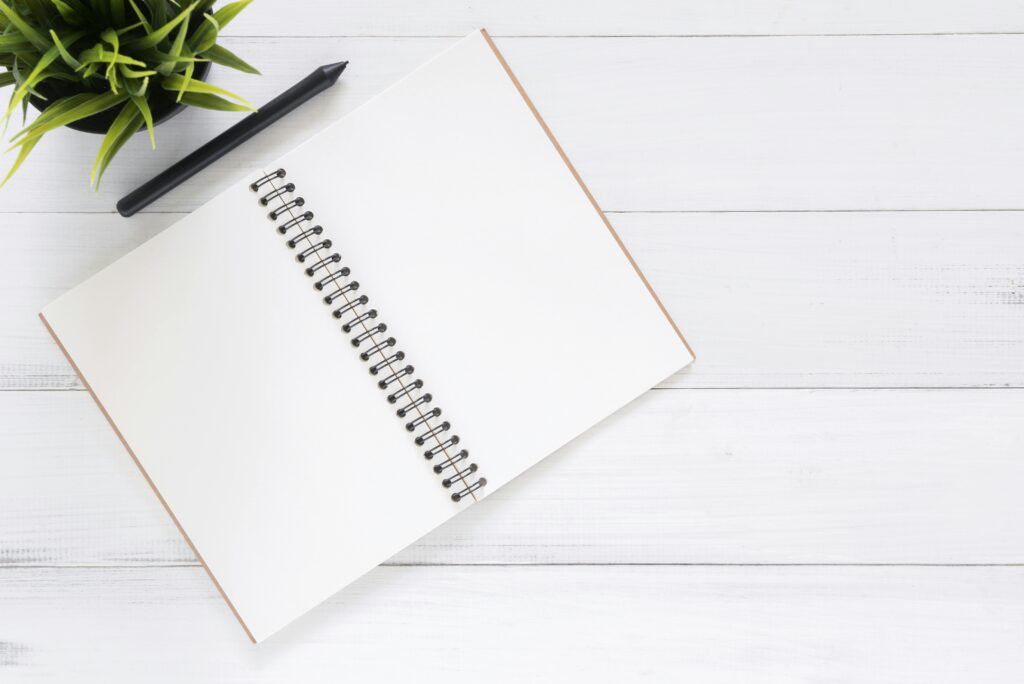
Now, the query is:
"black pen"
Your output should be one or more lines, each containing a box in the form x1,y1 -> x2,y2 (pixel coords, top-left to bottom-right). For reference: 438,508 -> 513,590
117,61 -> 348,217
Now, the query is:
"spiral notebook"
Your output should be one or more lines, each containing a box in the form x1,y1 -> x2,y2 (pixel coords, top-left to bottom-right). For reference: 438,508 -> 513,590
40,29 -> 694,642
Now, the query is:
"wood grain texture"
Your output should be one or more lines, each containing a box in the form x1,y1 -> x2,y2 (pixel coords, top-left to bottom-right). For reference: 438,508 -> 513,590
2,388 -> 1021,566
3,211 -> 1021,390
2,6 -> 1023,679
1,565 -> 1022,682
2,35 -> 1023,212
226,0 -> 1024,36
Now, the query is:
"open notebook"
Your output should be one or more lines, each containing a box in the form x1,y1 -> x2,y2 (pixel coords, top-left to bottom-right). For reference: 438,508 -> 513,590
41,29 -> 694,642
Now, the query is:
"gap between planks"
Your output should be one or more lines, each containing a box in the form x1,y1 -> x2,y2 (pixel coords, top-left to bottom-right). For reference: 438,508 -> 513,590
77,32 -> 1024,39
4,208 -> 1024,215
3,386 -> 1023,392
3,562 -> 1024,569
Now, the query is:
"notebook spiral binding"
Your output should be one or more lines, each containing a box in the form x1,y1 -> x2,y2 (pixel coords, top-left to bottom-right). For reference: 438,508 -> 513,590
251,168 -> 487,503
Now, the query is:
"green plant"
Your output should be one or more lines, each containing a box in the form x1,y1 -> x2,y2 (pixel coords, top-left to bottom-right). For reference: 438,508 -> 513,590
0,0 -> 258,187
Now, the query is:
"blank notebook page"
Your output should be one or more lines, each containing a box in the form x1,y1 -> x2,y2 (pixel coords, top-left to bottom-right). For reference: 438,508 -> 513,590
273,29 -> 694,489
41,30 -> 693,643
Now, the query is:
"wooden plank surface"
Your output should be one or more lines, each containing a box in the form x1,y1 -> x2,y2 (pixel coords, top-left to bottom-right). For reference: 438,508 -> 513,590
3,3 -> 1023,679
2,35 -> 1023,212
3,211 -> 1021,390
3,388 -> 1021,566
1,565 -> 1022,682
226,0 -> 1024,36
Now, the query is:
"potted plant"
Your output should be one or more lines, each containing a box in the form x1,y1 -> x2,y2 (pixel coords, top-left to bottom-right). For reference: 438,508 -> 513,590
0,0 -> 258,188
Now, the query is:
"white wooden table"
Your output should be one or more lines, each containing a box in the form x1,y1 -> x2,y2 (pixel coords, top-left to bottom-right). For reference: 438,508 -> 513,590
2,2 -> 1023,681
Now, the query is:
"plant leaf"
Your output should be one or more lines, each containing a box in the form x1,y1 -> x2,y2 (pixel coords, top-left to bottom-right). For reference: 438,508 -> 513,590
11,90 -> 128,146
20,0 -> 52,26
188,13 -> 218,54
139,48 -> 205,65
110,0 -> 125,27
4,44 -> 61,123
118,64 -> 155,78
0,34 -> 34,52
120,67 -> 150,93
0,134 -> 39,188
0,0 -> 50,51
114,19 -> 146,35
177,91 -> 251,112
129,91 -> 154,147
157,13 -> 190,75
148,0 -> 167,27
175,55 -> 194,102
91,101 -> 142,187
162,73 -> 252,108
208,0 -> 252,34
6,60 -> 23,135
202,43 -> 258,74
12,91 -> 93,135
88,0 -> 109,23
100,29 -> 121,91
0,0 -> 258,186
49,29 -> 81,69
126,0 -> 151,31
38,71 -> 79,83
126,1 -> 196,50
51,0 -> 88,25
101,28 -> 120,50
77,45 -> 147,69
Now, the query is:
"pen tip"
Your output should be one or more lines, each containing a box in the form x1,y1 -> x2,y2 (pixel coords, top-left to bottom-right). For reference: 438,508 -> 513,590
321,61 -> 349,83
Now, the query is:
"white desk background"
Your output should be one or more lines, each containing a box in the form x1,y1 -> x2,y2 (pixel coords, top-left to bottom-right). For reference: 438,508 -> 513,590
2,1 -> 1023,681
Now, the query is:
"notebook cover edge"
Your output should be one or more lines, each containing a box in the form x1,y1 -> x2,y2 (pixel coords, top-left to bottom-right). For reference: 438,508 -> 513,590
38,311 -> 259,644
478,28 -> 695,361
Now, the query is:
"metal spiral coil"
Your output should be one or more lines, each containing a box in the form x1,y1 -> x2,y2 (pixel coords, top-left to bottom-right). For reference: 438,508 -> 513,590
250,168 -> 487,503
